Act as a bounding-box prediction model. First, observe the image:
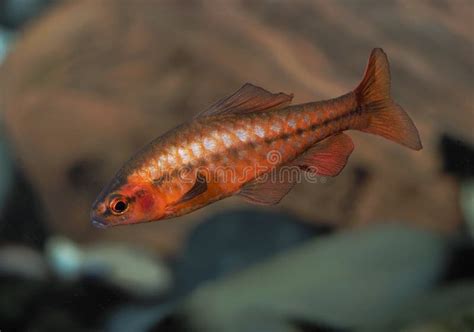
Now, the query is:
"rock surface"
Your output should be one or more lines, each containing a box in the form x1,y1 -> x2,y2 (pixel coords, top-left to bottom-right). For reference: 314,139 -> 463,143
0,0 -> 471,254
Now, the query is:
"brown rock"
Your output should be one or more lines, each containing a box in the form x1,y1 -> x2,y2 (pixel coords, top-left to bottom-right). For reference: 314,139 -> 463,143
1,0 -> 471,255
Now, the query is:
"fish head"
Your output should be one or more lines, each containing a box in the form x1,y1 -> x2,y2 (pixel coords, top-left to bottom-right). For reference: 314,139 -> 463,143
90,179 -> 166,228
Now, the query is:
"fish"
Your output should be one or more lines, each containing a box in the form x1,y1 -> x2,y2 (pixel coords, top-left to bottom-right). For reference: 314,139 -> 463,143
91,48 -> 422,228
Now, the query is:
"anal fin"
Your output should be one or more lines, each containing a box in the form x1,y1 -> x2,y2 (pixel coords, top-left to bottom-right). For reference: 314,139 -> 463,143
292,133 -> 354,177
238,134 -> 354,205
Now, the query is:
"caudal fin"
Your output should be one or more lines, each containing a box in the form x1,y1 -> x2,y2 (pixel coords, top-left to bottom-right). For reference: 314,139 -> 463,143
354,48 -> 422,150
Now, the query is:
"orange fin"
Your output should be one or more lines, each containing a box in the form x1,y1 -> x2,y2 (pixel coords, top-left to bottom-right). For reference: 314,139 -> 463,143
238,168 -> 296,205
291,133 -> 354,177
175,172 -> 207,204
196,83 -> 293,118
354,48 -> 422,151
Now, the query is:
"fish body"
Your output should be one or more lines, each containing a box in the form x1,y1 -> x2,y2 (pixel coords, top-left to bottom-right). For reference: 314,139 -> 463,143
91,48 -> 422,228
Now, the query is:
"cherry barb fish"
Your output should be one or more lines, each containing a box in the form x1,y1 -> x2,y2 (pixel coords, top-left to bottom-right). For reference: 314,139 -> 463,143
91,48 -> 422,228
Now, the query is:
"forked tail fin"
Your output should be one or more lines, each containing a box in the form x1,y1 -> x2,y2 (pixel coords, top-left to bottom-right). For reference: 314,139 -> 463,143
354,48 -> 422,150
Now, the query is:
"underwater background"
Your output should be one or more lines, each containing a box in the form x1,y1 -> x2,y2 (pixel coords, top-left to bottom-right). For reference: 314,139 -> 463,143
0,0 -> 473,331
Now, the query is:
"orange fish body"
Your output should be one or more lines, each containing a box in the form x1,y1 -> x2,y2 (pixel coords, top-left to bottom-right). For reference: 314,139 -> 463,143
91,48 -> 422,228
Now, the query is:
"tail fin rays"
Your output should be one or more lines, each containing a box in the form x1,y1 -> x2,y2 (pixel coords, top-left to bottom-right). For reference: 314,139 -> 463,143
355,48 -> 422,151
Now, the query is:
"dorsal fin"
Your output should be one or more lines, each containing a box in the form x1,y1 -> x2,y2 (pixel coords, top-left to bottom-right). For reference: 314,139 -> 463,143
196,83 -> 293,118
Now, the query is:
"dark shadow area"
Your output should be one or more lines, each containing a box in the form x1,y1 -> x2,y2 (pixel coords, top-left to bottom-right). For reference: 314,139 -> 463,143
440,134 -> 474,180
0,168 -> 48,248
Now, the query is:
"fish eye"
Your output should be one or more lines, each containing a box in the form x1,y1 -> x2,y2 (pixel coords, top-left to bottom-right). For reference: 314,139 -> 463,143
110,197 -> 129,215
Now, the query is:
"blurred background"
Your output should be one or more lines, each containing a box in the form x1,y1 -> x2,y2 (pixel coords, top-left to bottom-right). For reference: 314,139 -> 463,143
0,0 -> 473,331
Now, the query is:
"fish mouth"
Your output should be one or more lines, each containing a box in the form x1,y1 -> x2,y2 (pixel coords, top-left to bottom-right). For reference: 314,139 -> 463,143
91,219 -> 109,229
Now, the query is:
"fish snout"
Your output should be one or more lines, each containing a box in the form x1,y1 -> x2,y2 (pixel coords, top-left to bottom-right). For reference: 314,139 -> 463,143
90,202 -> 110,229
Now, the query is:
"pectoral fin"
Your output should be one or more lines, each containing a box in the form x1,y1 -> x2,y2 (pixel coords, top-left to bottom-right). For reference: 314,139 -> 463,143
175,172 -> 207,204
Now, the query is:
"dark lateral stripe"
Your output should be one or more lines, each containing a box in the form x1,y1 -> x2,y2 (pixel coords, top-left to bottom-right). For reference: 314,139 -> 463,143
153,107 -> 361,186
263,106 -> 360,145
